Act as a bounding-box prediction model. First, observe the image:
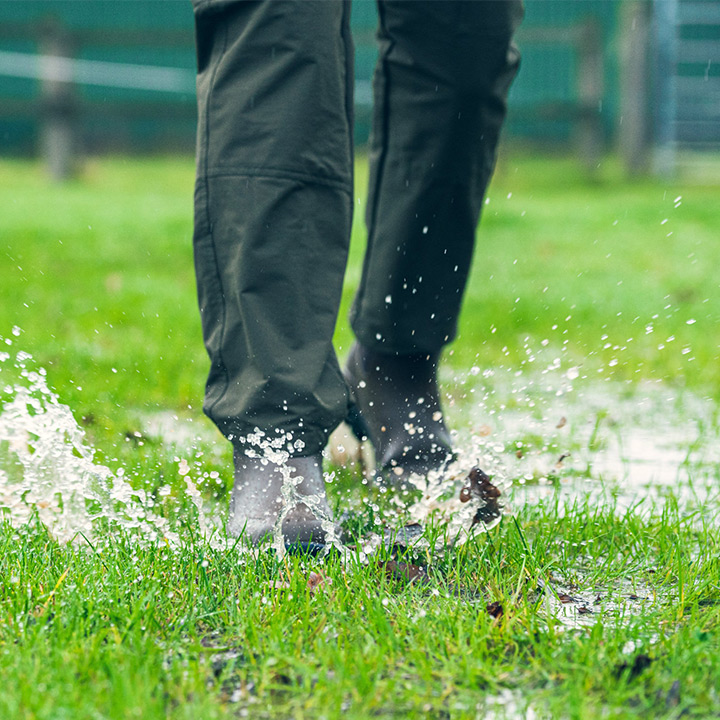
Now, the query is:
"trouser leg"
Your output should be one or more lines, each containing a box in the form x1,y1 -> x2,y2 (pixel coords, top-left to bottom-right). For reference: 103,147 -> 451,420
351,0 -> 523,355
192,0 -> 354,456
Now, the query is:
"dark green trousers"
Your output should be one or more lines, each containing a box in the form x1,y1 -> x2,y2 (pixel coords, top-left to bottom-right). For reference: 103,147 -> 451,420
192,0 -> 522,455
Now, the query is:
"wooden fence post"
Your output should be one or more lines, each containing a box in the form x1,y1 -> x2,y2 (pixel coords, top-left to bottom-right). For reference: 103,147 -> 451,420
618,0 -> 653,175
39,19 -> 78,180
575,19 -> 604,171
652,0 -> 678,177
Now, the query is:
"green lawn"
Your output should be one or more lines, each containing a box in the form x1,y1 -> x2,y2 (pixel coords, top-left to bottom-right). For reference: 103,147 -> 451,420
1,152 -> 719,719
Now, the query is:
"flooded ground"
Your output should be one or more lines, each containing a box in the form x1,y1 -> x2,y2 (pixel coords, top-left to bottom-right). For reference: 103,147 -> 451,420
444,362 -> 720,516
2,339 -> 718,549
3,342 -> 718,719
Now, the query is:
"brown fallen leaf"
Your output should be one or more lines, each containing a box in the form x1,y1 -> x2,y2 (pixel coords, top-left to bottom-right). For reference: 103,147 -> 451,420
556,417 -> 567,429
378,560 -> 428,584
459,467 -> 503,526
307,571 -> 328,594
577,606 -> 593,614
486,601 -> 503,619
557,593 -> 575,604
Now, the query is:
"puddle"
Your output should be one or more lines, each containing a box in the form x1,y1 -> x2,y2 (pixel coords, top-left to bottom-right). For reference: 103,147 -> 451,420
482,689 -> 541,720
3,339 -> 703,719
443,360 -> 720,516
142,409 -> 218,451
536,574 -> 665,630
2,335 -> 718,559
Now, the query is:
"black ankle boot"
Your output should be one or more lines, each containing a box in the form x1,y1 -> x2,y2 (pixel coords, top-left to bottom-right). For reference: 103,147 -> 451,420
344,342 -> 453,479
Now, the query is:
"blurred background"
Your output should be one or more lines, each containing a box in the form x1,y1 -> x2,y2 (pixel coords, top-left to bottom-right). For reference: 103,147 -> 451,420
0,0 -> 718,180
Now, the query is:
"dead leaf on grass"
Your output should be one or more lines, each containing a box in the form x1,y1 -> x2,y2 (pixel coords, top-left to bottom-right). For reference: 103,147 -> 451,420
307,571 -> 329,594
378,560 -> 428,584
486,601 -> 504,619
459,467 -> 503,526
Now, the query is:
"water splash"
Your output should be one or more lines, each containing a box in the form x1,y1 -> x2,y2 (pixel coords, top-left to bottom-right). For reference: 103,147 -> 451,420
0,344 -> 186,544
234,430 -> 342,559
2,342 -> 497,560
5,332 -> 713,558
328,421 -> 510,559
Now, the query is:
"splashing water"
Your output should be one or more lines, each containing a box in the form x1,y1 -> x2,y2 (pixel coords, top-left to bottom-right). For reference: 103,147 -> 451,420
328,420 -> 510,560
1,343 -> 496,559
0,345 -> 194,545
0,351 -> 482,562
233,429 -> 343,558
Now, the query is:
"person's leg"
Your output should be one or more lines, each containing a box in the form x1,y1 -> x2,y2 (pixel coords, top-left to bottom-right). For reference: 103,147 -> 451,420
192,0 -> 354,541
347,0 -> 523,476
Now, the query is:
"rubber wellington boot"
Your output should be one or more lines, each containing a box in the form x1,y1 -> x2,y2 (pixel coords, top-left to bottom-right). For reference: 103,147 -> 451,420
228,451 -> 333,545
344,342 -> 453,480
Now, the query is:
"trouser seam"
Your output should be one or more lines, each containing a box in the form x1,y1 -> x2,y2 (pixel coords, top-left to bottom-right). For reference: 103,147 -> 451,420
341,0 -> 355,200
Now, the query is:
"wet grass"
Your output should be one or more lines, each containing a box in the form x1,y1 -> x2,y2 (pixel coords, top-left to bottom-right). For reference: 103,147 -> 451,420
2,500 -> 720,718
1,151 -> 720,718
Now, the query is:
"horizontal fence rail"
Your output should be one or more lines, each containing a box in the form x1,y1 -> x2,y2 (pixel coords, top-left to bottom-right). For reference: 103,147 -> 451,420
0,50 -> 196,92
1,13 -> 606,178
